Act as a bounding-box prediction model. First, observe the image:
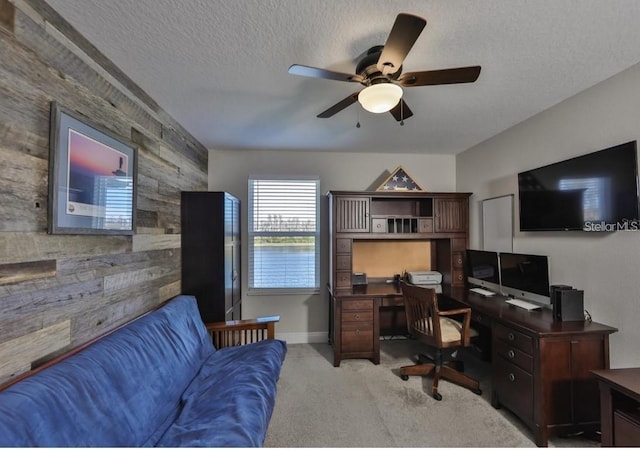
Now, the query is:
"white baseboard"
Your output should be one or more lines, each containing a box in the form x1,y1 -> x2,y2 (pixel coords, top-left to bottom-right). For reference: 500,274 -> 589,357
276,331 -> 328,344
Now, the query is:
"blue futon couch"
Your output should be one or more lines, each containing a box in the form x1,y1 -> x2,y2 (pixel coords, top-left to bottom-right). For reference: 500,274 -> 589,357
0,295 -> 287,447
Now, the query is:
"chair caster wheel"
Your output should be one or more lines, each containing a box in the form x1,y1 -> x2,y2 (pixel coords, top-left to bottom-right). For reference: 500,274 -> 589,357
401,375 -> 409,381
433,392 -> 442,401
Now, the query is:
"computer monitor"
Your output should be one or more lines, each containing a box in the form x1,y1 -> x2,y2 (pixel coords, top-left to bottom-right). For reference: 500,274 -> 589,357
465,249 -> 501,293
498,252 -> 550,304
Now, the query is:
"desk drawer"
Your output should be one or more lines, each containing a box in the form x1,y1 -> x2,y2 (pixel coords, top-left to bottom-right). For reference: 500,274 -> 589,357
471,311 -> 491,328
336,254 -> 351,270
494,322 -> 533,355
342,299 -> 374,311
336,272 -> 352,288
381,296 -> 404,307
341,322 -> 373,353
342,310 -> 373,322
452,252 -> 464,269
494,355 -> 534,425
495,338 -> 533,373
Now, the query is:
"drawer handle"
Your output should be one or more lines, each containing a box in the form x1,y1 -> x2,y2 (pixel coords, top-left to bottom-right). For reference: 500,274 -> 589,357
457,274 -> 463,281
355,329 -> 360,335
354,314 -> 360,320
508,350 -> 515,359
508,373 -> 516,382
476,314 -> 482,322
507,332 -> 515,341
457,257 -> 463,265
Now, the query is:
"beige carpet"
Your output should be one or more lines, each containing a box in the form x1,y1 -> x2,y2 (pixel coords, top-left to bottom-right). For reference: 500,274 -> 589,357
264,340 -> 599,448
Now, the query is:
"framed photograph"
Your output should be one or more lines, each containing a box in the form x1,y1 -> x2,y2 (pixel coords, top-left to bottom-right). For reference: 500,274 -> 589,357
48,102 -> 137,235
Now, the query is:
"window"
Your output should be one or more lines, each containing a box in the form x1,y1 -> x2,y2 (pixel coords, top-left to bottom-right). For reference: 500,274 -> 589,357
248,177 -> 320,292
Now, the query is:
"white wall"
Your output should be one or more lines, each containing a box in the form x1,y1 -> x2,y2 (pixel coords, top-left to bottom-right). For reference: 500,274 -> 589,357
457,62 -> 640,368
209,150 -> 456,343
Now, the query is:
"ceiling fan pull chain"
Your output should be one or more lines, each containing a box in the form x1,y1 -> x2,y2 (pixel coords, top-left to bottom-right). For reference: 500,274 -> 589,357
400,100 -> 404,126
356,108 -> 361,128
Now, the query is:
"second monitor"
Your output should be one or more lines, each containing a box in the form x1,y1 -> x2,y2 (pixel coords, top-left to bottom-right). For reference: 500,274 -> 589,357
499,252 -> 550,305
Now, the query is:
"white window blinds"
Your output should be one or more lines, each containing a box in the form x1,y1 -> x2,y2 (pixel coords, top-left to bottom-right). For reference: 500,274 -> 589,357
248,177 -> 320,291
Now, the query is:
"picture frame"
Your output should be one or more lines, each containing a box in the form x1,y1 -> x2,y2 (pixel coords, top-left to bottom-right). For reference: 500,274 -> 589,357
48,102 -> 137,235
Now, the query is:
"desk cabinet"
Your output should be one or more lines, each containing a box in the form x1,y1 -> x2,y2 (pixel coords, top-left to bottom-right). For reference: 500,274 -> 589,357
491,319 -> 613,447
331,296 -> 379,366
592,368 -> 640,447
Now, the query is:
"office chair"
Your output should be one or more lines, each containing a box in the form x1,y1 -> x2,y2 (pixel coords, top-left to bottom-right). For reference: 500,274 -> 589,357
399,281 -> 482,401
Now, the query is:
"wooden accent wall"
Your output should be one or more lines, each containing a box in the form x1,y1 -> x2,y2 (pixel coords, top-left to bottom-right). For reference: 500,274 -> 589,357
0,1 -> 208,384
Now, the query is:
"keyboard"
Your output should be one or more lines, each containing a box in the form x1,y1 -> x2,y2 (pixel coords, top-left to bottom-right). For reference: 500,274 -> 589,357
470,287 -> 495,297
505,298 -> 541,311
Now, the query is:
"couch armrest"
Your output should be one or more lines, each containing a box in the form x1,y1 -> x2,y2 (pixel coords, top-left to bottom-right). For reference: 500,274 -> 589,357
205,316 -> 280,349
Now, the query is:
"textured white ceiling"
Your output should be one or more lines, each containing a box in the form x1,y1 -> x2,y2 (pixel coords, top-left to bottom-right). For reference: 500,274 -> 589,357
44,0 -> 640,154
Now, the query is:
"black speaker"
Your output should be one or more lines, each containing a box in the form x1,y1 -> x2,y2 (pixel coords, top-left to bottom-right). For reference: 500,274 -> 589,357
553,288 -> 584,321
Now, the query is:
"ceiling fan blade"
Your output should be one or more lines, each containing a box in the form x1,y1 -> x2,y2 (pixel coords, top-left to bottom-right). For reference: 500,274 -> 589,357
398,66 -> 481,87
317,92 -> 360,118
377,13 -> 427,75
389,99 -> 414,122
288,64 -> 364,83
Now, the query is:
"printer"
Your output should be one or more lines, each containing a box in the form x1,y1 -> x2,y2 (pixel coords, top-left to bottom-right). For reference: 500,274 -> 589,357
407,271 -> 442,285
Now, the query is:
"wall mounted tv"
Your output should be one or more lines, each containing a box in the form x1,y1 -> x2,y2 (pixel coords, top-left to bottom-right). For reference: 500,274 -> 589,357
518,141 -> 639,231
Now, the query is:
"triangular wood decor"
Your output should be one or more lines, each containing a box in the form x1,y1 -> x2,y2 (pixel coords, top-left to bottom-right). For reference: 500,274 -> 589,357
375,166 -> 425,191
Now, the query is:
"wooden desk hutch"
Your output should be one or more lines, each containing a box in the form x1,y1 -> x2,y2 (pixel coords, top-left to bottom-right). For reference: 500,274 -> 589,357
327,190 -> 471,365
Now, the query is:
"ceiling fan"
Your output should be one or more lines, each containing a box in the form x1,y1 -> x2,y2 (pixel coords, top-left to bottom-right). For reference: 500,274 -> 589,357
288,13 -> 481,122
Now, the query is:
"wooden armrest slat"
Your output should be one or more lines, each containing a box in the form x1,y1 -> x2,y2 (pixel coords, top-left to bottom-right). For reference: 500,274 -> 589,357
205,316 -> 280,349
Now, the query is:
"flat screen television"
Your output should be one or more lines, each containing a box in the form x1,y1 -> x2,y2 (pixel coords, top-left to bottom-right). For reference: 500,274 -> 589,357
465,249 -> 500,293
518,141 -> 639,231
499,252 -> 550,305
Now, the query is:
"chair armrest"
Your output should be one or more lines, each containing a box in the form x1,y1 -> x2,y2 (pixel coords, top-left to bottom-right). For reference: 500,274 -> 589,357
438,307 -> 471,317
205,316 -> 280,349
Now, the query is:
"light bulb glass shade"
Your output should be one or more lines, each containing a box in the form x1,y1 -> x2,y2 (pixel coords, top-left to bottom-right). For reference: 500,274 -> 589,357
358,83 -> 403,113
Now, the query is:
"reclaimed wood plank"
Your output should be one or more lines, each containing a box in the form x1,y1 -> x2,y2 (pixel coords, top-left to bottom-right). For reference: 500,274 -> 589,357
70,286 -> 162,347
132,234 -> 180,253
0,320 -> 70,383
159,280 -> 181,302
0,232 -> 131,265
0,278 -> 104,323
0,314 -> 43,344
103,265 -> 176,293
0,146 -> 48,232
0,0 -> 15,34
0,259 -> 56,286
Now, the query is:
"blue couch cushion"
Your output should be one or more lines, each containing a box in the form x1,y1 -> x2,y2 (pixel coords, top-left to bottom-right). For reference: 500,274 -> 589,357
156,339 -> 287,447
0,295 -> 215,447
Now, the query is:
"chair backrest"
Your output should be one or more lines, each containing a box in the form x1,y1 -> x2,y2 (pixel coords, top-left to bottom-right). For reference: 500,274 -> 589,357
400,281 -> 441,348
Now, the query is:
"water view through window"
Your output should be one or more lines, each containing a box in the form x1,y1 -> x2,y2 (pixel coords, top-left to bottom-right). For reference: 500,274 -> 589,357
248,178 -> 320,290
252,239 -> 316,288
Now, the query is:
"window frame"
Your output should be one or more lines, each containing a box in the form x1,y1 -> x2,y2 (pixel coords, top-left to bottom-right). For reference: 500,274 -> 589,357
247,175 -> 320,295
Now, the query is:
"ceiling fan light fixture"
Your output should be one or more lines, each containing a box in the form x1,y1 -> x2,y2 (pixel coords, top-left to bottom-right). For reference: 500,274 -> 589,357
358,83 -> 403,113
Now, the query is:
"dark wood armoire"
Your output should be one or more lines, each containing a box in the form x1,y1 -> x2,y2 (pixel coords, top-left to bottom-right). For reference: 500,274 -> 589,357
181,191 -> 241,322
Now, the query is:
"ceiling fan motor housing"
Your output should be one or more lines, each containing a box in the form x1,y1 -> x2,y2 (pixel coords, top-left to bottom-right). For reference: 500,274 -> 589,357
356,45 -> 402,84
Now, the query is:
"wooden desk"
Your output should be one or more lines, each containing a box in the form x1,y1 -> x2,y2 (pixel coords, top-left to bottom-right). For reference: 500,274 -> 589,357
442,286 -> 617,447
328,283 -> 617,447
592,368 -> 640,446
